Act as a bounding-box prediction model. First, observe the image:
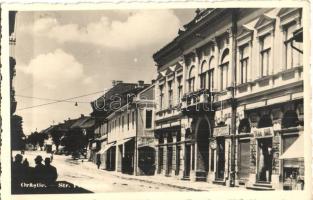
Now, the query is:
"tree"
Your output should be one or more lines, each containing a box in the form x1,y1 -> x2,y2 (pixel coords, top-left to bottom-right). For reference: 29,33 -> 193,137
11,115 -> 25,150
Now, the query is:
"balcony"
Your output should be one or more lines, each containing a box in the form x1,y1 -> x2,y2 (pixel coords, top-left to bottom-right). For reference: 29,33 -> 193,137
181,89 -> 214,116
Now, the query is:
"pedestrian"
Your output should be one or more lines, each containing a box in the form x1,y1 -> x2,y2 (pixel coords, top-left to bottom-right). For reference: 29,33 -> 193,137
96,159 -> 101,169
33,155 -> 45,183
12,154 -> 25,188
44,157 -> 58,186
50,153 -> 54,162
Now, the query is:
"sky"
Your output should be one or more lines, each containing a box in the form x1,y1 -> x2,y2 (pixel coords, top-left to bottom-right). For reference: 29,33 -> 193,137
14,9 -> 196,135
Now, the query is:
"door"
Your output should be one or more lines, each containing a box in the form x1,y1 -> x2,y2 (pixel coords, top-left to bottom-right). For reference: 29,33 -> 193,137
257,138 -> 273,182
176,146 -> 181,175
185,145 -> 191,177
167,146 -> 173,175
216,138 -> 225,179
158,147 -> 163,174
238,139 -> 250,180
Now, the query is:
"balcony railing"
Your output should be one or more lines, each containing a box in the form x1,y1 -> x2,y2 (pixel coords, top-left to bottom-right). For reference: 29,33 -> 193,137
181,89 -> 214,113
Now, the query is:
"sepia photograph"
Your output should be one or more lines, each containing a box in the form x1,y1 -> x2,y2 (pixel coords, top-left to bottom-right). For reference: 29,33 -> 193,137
0,2 -> 311,200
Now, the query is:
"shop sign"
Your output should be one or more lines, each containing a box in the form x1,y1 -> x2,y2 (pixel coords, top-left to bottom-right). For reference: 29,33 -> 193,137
138,137 -> 155,148
213,125 -> 230,137
252,127 -> 274,138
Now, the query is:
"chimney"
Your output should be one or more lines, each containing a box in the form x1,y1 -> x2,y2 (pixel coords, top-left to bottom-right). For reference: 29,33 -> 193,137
138,80 -> 144,87
81,114 -> 84,118
151,79 -> 156,84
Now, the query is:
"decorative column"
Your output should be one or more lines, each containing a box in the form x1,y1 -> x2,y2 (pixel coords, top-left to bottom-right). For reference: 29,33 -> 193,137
228,29 -> 235,88
212,38 -> 220,92
179,127 -> 186,179
271,133 -> 280,189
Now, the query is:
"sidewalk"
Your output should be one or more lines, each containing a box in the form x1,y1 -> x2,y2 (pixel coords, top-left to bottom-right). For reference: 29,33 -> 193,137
81,161 -> 246,191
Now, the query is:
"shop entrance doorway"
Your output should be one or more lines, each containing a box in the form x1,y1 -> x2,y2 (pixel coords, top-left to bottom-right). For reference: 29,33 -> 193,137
216,137 -> 225,180
167,146 -> 173,176
184,144 -> 191,178
257,137 -> 273,182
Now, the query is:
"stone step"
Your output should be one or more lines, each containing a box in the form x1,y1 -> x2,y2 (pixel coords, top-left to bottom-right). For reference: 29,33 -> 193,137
212,179 -> 226,186
246,185 -> 275,191
253,183 -> 273,188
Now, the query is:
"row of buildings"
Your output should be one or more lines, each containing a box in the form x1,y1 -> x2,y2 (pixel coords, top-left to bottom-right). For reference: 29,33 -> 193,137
53,8 -> 304,191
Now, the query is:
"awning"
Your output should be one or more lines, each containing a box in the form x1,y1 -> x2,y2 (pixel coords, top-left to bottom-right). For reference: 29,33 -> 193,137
98,142 -> 116,154
117,137 -> 134,146
280,133 -> 304,159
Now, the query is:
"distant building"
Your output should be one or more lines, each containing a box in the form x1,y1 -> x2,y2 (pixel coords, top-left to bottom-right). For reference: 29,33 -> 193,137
153,8 -> 303,190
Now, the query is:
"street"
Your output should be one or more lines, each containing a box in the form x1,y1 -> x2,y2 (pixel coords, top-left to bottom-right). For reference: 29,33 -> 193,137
13,151 -> 192,193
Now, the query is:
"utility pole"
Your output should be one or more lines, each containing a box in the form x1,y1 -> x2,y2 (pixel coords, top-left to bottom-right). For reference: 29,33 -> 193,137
229,9 -> 238,187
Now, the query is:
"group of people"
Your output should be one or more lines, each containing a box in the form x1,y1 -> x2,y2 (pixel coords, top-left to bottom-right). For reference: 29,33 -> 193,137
12,153 -> 58,188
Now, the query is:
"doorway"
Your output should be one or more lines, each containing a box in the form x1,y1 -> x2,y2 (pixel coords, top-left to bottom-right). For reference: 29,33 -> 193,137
216,137 -> 225,180
184,144 -> 191,178
257,137 -> 273,182
167,146 -> 173,175
158,147 -> 163,174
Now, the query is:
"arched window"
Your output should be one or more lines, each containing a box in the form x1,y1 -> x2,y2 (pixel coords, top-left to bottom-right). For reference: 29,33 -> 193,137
200,61 -> 208,89
238,118 -> 251,133
282,110 -> 299,128
220,49 -> 229,91
188,65 -> 196,92
257,114 -> 273,128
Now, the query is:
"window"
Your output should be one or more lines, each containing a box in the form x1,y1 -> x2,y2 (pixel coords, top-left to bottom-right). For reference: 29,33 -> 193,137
284,23 -> 302,69
200,61 -> 208,89
145,110 -> 153,129
127,113 -> 130,130
240,45 -> 249,84
220,49 -> 229,91
188,66 -> 196,92
132,111 -> 135,128
168,80 -> 173,107
118,117 -> 121,129
159,85 -> 164,110
177,76 -> 182,104
260,35 -> 271,77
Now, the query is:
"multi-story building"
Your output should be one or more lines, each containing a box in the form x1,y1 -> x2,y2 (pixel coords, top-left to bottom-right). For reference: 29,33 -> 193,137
90,81 -> 156,176
153,8 -> 304,190
105,83 -> 156,175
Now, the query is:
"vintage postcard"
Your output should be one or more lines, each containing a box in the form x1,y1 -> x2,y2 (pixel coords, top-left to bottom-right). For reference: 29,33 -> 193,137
0,1 -> 311,200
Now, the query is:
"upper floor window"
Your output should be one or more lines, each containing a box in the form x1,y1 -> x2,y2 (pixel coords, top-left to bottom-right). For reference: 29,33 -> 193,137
220,49 -> 229,91
159,84 -> 164,110
177,76 -> 183,104
145,110 -> 153,129
132,111 -> 135,127
200,61 -> 208,89
168,80 -> 173,107
284,22 -> 302,69
239,45 -> 249,84
188,65 -> 196,92
127,113 -> 130,130
260,34 -> 271,77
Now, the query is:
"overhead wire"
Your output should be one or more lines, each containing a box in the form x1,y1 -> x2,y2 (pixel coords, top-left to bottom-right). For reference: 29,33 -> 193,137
17,90 -> 105,111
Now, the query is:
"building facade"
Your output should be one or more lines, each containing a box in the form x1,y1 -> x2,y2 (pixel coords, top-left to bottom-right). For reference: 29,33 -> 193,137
153,8 -> 304,190
105,84 -> 156,175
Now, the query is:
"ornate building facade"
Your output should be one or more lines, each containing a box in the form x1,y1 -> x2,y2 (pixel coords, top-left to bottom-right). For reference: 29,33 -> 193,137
153,8 -> 303,190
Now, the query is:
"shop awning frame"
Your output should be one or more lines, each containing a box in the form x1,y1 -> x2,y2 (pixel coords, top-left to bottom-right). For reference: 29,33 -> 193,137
98,142 -> 116,154
279,133 -> 304,159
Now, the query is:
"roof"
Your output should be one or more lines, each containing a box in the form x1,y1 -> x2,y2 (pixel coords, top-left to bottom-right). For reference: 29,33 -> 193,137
70,117 -> 91,129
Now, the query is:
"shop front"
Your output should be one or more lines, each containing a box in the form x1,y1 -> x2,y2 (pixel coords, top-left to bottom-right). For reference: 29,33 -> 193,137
212,125 -> 230,183
280,131 -> 304,190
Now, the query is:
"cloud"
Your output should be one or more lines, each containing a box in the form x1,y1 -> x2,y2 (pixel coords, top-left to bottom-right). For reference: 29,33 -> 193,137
18,49 -> 87,89
21,10 -> 180,50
